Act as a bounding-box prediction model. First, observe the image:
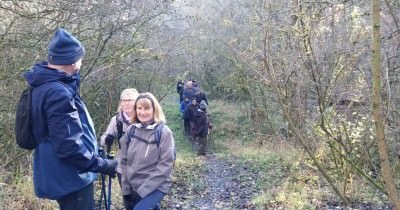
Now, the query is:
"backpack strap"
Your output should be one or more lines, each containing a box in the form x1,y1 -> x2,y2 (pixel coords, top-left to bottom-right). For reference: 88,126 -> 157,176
125,123 -> 165,148
126,123 -> 176,165
116,113 -> 124,148
154,123 -> 165,147
154,123 -> 176,164
125,125 -> 135,149
116,113 -> 124,139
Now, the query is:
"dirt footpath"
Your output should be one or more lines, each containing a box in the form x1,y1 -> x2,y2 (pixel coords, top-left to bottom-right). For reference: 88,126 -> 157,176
163,154 -> 261,210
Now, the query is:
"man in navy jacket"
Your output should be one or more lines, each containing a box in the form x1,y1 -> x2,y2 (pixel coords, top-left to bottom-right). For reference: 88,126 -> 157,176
24,28 -> 117,210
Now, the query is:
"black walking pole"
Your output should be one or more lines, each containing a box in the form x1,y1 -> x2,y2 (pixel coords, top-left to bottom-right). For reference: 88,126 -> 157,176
98,148 -> 108,210
101,173 -> 108,209
107,176 -> 112,210
106,147 -> 114,210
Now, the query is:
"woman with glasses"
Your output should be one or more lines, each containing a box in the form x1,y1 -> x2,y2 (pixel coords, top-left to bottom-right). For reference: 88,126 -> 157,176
100,88 -> 139,187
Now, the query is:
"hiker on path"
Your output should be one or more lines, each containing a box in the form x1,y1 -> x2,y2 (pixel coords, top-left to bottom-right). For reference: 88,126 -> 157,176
183,98 -> 199,137
192,79 -> 200,92
24,28 -> 117,210
193,102 -> 210,156
183,80 -> 196,102
100,88 -> 139,187
195,89 -> 208,106
180,96 -> 191,135
176,80 -> 184,103
120,92 -> 175,210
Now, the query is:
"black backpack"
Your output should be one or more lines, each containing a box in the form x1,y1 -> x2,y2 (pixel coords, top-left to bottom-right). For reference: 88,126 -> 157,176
15,86 -> 36,150
116,113 -> 124,148
15,81 -> 67,150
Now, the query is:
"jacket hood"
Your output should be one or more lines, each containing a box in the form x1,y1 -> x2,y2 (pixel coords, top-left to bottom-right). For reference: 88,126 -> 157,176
24,62 -> 80,88
195,109 -> 205,117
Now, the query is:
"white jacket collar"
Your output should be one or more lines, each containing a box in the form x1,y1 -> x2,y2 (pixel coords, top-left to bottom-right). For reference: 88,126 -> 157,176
133,122 -> 157,130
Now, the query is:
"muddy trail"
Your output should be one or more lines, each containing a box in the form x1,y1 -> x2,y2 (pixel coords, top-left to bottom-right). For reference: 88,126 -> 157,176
161,152 -> 392,210
163,153 -> 261,210
160,148 -> 392,210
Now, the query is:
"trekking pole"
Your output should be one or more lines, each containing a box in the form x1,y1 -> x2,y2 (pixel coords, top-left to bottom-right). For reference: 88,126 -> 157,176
101,174 -> 108,210
98,148 -> 107,210
107,176 -> 112,210
106,148 -> 115,210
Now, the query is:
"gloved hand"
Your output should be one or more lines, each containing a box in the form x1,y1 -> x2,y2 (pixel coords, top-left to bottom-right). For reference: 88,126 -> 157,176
105,134 -> 115,147
100,159 -> 117,178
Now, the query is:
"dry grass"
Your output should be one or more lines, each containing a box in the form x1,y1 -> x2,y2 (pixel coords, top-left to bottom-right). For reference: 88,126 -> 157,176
207,98 -> 389,209
0,173 -> 58,210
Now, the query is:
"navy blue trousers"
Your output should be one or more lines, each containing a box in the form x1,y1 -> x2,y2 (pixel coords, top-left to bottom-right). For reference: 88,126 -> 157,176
124,190 -> 165,210
56,183 -> 94,210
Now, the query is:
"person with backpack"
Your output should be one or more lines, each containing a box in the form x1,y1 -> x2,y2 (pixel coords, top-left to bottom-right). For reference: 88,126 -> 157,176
199,100 -> 209,113
182,80 -> 196,102
188,98 -> 200,139
23,28 -> 117,210
120,92 -> 175,210
195,90 -> 208,106
192,79 -> 200,92
100,88 -> 139,186
180,96 -> 191,135
183,98 -> 199,137
179,96 -> 190,114
193,102 -> 210,156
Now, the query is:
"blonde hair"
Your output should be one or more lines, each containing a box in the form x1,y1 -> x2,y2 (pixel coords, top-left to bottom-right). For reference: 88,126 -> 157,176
131,92 -> 166,124
117,88 -> 139,112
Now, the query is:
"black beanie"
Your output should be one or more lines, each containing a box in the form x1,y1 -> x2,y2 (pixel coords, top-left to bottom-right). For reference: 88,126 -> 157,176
47,28 -> 85,65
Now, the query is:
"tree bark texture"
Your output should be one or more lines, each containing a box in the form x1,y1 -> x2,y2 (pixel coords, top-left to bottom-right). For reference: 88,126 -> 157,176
371,0 -> 400,208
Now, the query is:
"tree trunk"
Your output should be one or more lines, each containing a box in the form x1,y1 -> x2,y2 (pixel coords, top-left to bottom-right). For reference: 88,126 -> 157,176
371,0 -> 400,208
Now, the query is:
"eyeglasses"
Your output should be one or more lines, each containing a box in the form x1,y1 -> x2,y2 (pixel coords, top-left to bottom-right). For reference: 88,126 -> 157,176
121,99 -> 134,102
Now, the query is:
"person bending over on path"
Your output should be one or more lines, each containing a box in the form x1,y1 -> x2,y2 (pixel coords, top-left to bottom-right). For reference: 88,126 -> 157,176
120,92 -> 175,210
24,28 -> 117,210
100,88 -> 139,187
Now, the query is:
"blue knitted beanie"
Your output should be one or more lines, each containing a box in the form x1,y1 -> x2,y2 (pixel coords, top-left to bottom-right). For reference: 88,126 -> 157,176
48,28 -> 84,65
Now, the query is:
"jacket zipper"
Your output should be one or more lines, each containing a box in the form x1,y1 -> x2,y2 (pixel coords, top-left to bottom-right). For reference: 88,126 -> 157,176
144,143 -> 150,158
